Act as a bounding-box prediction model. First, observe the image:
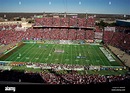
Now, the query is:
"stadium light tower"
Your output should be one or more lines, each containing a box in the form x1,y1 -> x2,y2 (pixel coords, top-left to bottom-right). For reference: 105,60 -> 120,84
43,12 -> 46,17
124,15 -> 126,18
4,14 -> 6,18
64,12 -> 67,18
86,12 -> 88,19
79,1 -> 81,5
19,1 -> 21,5
124,14 -> 127,20
49,1 -> 51,5
108,1 -> 111,5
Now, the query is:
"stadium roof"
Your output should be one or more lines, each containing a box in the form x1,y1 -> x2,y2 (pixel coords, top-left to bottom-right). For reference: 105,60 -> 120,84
33,26 -> 95,30
116,20 -> 130,27
117,20 -> 130,22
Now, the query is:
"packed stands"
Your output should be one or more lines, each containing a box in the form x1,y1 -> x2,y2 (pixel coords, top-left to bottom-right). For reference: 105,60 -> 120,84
0,16 -> 96,46
0,69 -> 129,85
0,15 -> 130,86
34,16 -> 91,27
104,26 -> 130,54
0,16 -> 130,55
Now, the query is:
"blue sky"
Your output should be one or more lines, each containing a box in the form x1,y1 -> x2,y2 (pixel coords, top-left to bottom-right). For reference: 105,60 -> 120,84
0,0 -> 130,14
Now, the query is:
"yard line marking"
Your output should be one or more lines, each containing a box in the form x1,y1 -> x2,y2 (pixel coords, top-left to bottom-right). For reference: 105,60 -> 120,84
74,44 -> 77,65
81,45 -> 87,65
92,46 -> 105,66
71,45 -> 72,65
32,44 -> 43,62
85,45 -> 94,65
39,44 -> 48,63
66,45 -> 69,64
21,43 -> 36,62
49,44 -> 57,64
6,44 -> 31,62
90,45 -> 101,66
97,46 -> 112,66
4,44 -> 26,61
61,44 -> 65,65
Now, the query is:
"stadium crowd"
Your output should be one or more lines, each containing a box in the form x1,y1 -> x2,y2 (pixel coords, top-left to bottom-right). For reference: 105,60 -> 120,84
0,28 -> 95,46
0,68 -> 129,85
23,62 -> 129,84
0,16 -> 130,58
104,26 -> 130,54
39,70 -> 129,84
34,17 -> 89,27
0,16 -> 130,85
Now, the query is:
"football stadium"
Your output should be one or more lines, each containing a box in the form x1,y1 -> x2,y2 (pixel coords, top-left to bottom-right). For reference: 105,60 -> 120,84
0,14 -> 130,84
0,1 -> 130,92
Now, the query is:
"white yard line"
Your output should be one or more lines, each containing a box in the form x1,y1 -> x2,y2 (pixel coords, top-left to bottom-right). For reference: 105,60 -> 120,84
6,44 -> 30,61
19,44 -> 35,62
71,45 -> 73,65
38,44 -> 47,63
61,44 -> 65,65
29,44 -> 41,62
49,44 -> 56,64
81,45 -> 87,65
92,46 -> 106,66
86,45 -> 94,65
32,44 -> 43,62
74,45 -> 78,65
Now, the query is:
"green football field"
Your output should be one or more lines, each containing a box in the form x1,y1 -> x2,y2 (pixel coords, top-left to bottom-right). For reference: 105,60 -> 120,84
1,43 -> 123,66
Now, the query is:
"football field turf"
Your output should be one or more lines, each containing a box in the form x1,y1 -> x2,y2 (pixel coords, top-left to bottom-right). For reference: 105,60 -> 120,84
1,43 -> 123,66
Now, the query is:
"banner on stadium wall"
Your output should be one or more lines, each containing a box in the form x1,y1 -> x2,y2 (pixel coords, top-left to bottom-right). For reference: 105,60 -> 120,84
88,16 -> 94,18
104,27 -> 115,32
36,15 -> 43,18
95,39 -> 102,43
0,66 -> 12,70
53,16 -> 59,18
95,32 -> 103,39
72,16 -> 77,18
15,26 -> 27,31
85,40 -> 94,43
100,66 -> 124,71
89,65 -> 100,71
